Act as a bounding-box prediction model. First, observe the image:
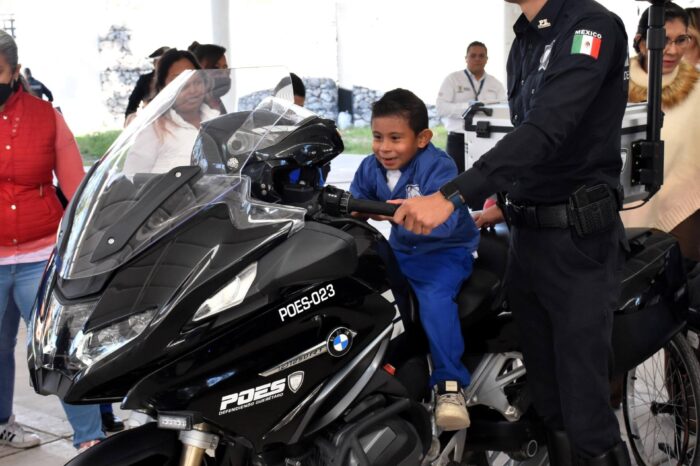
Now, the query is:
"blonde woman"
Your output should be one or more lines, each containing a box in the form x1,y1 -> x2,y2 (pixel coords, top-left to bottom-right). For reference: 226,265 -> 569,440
622,3 -> 700,261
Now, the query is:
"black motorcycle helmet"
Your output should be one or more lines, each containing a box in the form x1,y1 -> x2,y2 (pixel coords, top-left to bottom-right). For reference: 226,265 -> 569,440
195,110 -> 344,204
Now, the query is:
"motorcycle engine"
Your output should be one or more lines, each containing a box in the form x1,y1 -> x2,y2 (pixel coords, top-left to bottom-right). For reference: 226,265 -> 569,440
314,415 -> 424,466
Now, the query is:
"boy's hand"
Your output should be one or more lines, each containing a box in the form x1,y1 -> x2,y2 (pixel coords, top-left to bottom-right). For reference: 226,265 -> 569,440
473,205 -> 505,229
393,193 -> 454,235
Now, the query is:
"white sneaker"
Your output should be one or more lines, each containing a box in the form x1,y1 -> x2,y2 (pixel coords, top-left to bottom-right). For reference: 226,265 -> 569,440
0,415 -> 41,449
435,381 -> 470,431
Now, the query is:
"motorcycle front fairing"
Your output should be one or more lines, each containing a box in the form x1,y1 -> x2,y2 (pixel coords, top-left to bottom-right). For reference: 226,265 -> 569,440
27,69 -> 314,402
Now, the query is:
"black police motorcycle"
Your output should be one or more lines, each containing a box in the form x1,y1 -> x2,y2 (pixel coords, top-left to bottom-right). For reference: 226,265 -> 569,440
27,64 -> 698,466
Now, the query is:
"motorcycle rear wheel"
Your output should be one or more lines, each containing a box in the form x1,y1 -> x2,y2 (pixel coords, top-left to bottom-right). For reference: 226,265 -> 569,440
623,333 -> 700,466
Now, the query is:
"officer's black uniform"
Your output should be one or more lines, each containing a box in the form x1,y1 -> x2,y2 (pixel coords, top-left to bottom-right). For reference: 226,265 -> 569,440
440,0 -> 630,462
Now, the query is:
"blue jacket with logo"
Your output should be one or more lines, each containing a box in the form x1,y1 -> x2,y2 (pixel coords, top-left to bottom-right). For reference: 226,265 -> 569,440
350,143 -> 479,255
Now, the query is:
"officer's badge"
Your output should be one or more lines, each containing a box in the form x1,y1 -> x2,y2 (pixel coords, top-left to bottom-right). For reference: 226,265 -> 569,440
538,19 -> 551,29
406,184 -> 422,198
539,40 -> 556,71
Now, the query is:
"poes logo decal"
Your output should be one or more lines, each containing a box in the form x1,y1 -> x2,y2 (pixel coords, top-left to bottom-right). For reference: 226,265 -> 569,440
218,371 -> 305,415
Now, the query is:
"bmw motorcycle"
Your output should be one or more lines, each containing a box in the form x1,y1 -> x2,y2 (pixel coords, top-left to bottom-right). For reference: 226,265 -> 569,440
27,69 -> 697,466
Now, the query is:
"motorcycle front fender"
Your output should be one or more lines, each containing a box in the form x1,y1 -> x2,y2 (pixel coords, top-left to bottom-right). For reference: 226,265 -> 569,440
66,422 -> 181,466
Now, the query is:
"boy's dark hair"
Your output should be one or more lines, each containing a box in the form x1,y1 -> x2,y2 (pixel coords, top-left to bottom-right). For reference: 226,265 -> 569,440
371,88 -> 428,135
290,73 -> 306,98
467,41 -> 487,55
155,49 -> 201,93
187,41 -> 226,69
634,2 -> 689,54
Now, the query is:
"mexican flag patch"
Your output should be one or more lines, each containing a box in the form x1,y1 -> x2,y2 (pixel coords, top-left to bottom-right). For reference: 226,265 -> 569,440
571,30 -> 602,59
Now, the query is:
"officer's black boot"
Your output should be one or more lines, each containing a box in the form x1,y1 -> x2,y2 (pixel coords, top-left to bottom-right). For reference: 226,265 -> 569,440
546,430 -> 574,466
575,441 -> 632,466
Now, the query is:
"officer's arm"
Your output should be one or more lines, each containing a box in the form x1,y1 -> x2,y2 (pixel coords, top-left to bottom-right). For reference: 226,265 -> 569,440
450,15 -> 625,205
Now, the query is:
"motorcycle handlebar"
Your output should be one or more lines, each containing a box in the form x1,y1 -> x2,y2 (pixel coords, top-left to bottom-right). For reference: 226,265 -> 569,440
346,197 -> 398,217
319,186 -> 398,217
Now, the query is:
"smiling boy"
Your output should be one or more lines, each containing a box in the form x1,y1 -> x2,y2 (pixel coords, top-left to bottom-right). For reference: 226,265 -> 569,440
350,88 -> 479,430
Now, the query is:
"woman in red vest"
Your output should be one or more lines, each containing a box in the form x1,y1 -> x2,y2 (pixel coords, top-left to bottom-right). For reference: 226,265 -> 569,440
0,30 -> 104,451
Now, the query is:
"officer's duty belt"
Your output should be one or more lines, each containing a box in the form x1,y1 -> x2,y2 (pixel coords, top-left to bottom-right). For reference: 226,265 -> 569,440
505,202 -> 569,229
504,185 -> 619,236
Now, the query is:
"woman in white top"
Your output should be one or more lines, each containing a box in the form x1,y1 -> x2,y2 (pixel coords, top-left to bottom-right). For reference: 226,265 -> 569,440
124,49 -> 220,174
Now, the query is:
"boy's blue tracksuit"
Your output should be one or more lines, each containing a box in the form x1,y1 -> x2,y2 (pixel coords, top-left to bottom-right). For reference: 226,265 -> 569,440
350,143 -> 479,387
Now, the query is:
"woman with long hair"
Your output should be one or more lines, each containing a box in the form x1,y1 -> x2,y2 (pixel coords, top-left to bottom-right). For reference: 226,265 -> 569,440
123,49 -> 220,173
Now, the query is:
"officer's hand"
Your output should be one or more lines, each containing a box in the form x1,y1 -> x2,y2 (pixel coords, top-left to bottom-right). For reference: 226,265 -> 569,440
473,205 -> 505,229
393,193 -> 454,235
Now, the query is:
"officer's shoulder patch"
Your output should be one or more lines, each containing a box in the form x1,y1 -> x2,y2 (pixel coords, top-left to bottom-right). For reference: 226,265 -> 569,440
571,29 -> 603,59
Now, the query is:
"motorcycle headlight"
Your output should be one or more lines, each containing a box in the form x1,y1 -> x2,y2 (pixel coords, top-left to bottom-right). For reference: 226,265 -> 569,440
73,309 -> 156,368
192,262 -> 257,322
35,294 -> 95,374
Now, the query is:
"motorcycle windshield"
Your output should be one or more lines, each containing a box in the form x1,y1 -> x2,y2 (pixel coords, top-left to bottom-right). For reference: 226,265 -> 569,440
57,68 -> 309,280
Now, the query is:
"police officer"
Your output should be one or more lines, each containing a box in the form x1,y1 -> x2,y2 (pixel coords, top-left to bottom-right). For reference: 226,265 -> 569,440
394,0 -> 630,464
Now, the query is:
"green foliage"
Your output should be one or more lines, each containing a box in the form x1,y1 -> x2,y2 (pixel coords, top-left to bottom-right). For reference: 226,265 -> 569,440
75,130 -> 121,162
339,125 -> 448,155
73,125 -> 450,163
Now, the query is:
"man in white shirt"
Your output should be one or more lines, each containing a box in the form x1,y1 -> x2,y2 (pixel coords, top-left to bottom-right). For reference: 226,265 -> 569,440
437,41 -> 506,173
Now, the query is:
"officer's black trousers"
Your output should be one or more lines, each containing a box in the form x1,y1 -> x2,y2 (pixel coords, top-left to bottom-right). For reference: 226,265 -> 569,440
506,222 -> 625,457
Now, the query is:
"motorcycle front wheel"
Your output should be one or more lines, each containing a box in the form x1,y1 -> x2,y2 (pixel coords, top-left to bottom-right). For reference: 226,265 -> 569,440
623,333 -> 700,466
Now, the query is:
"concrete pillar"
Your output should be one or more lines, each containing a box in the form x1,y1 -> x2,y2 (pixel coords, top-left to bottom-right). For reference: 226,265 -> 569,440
210,0 -> 231,62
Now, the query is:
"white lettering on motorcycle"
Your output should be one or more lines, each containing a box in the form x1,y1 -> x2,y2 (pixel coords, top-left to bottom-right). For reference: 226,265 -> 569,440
278,284 -> 336,322
219,379 -> 286,415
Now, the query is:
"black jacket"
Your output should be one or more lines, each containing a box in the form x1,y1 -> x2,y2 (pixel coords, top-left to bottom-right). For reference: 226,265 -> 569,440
452,0 -> 629,205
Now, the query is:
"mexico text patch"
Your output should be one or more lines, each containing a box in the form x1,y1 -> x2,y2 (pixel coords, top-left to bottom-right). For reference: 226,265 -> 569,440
571,29 -> 602,59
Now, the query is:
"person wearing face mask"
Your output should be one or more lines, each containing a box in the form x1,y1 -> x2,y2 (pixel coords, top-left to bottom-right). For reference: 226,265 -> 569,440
123,49 -> 220,174
621,3 -> 700,263
0,30 -> 105,452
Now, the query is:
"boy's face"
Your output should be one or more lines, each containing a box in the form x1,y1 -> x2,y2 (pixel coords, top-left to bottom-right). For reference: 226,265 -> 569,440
371,115 -> 432,171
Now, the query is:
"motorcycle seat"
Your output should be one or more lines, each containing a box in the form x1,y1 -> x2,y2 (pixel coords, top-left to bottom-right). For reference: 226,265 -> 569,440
457,227 -> 510,325
457,268 -> 501,322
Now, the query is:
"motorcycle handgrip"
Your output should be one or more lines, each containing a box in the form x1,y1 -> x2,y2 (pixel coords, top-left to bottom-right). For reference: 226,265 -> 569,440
346,198 -> 398,217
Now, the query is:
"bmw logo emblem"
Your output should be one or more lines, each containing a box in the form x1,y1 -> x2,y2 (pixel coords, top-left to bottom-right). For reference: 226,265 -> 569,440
326,327 -> 355,357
